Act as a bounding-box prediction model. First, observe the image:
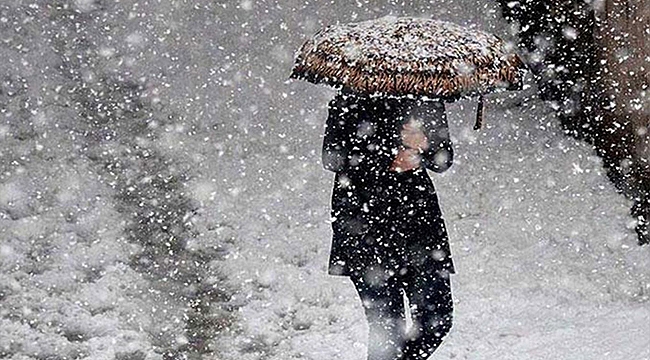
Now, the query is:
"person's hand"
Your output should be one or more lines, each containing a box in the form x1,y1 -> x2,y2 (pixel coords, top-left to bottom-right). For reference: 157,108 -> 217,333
389,148 -> 421,172
401,119 -> 429,152
389,119 -> 429,172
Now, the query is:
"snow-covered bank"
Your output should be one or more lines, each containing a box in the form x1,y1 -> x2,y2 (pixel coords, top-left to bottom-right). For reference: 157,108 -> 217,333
442,92 -> 649,305
1,1 -> 234,358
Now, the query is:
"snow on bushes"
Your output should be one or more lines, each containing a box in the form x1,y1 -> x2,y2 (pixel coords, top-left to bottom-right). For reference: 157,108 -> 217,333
1,1 -> 238,358
0,132 -> 168,359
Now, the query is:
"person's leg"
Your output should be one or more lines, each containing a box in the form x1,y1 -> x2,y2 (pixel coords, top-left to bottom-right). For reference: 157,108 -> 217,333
401,269 -> 453,359
350,268 -> 407,360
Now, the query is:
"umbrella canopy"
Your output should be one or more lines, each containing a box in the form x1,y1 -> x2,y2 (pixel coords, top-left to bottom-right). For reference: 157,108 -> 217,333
291,16 -> 526,128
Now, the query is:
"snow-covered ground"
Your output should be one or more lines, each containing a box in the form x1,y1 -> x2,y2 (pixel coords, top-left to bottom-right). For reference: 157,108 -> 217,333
0,1 -> 648,360
209,88 -> 650,360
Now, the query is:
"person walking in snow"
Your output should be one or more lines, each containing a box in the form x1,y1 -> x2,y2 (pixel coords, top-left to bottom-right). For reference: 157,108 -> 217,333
292,15 -> 524,359
322,90 -> 455,359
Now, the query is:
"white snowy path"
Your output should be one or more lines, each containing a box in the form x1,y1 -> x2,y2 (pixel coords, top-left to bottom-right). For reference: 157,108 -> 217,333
208,90 -> 650,360
189,2 -> 650,359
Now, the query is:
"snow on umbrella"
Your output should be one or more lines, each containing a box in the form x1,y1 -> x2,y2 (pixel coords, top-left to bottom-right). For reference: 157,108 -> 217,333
290,16 -> 526,129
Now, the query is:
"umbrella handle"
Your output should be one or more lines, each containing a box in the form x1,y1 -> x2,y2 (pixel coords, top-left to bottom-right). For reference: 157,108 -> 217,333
474,95 -> 484,130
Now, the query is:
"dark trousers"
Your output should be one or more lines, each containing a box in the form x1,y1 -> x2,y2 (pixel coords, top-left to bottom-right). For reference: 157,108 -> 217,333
350,266 -> 453,360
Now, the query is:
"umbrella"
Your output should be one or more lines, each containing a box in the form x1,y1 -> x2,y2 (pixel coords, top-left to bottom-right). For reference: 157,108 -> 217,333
290,16 -> 526,129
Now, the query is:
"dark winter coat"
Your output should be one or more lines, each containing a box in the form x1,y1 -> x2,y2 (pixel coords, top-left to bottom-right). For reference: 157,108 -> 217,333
323,92 -> 455,277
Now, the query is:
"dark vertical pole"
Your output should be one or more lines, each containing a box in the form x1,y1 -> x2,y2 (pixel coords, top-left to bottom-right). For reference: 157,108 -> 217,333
474,95 -> 484,130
